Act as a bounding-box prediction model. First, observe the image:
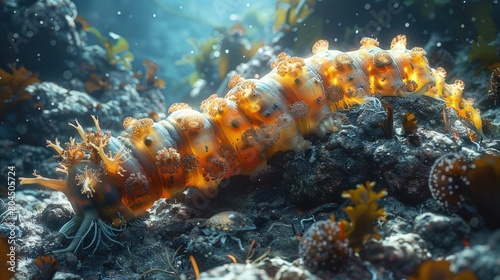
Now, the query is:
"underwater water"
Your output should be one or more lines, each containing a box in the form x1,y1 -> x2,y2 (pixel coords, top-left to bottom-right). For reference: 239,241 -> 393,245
0,0 -> 500,279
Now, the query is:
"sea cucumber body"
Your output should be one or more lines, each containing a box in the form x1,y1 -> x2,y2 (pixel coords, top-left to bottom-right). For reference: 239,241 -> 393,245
20,35 -> 482,235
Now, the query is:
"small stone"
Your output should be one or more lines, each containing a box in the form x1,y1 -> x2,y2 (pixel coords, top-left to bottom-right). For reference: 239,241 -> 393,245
41,203 -> 74,231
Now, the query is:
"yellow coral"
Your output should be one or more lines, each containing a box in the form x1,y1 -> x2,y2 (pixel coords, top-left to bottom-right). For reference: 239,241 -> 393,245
341,181 -> 387,251
85,26 -> 134,69
299,181 -> 387,271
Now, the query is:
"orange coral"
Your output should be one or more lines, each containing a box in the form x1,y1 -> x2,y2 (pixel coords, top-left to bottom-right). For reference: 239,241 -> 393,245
85,73 -> 109,93
466,153 -> 500,228
0,63 -> 39,112
136,59 -> 166,91
34,255 -> 58,280
409,259 -> 477,280
341,181 -> 387,251
299,215 -> 350,271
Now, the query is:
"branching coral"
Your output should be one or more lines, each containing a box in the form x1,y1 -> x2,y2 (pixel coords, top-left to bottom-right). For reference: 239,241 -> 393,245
341,181 -> 387,251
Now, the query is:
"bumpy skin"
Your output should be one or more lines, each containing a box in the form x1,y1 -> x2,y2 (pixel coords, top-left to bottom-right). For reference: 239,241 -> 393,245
19,35 -> 483,253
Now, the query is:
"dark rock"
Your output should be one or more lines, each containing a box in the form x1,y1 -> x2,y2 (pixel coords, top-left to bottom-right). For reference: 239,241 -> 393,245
200,263 -> 269,280
451,229 -> 500,280
362,233 -> 431,279
55,252 -> 80,270
185,235 -> 233,272
282,135 -> 371,208
0,0 -> 84,80
151,219 -> 193,241
40,203 -> 73,230
269,238 -> 300,262
413,212 -> 470,256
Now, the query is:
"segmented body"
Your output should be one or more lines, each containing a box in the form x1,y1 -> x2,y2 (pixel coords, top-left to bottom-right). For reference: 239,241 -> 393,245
19,35 -> 483,253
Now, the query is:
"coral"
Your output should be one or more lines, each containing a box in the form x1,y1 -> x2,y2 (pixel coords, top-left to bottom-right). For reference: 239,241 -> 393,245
486,67 -> 500,107
379,103 -> 395,139
0,64 -> 39,112
85,26 -> 134,69
298,215 -> 350,271
409,259 -> 477,280
402,112 -> 418,135
468,36 -> 500,74
299,181 -> 387,271
84,73 -> 110,94
341,181 -> 387,251
34,255 -> 58,280
138,59 -> 166,90
428,153 -> 472,211
273,0 -> 315,32
466,154 -> 500,228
